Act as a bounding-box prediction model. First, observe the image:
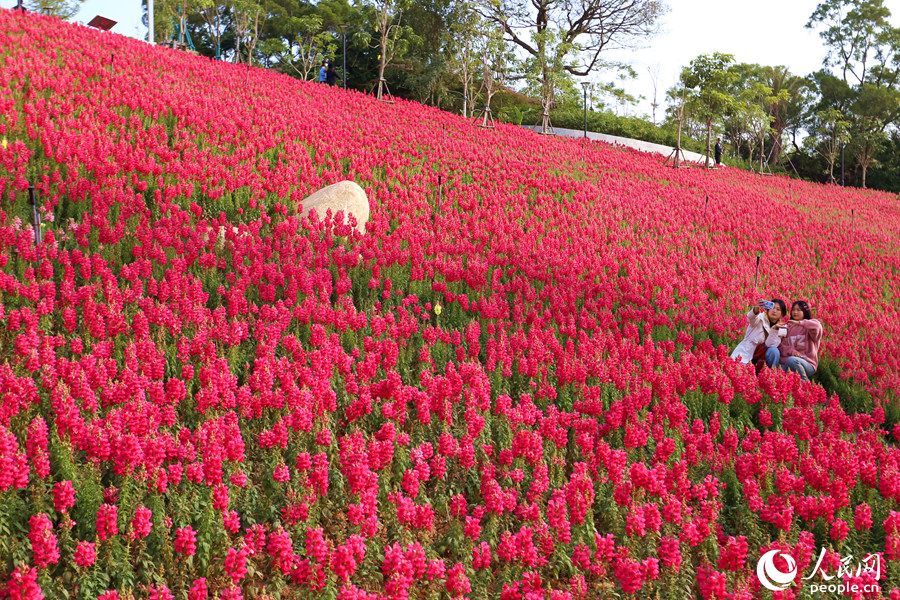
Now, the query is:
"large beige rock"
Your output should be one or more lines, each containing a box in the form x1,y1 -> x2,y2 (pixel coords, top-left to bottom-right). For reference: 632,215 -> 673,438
300,181 -> 369,234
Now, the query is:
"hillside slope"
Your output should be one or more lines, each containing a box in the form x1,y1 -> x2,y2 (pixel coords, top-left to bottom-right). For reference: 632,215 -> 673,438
0,9 -> 898,599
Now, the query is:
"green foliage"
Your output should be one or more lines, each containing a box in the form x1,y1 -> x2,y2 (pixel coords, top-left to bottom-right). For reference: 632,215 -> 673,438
814,356 -> 876,415
25,0 -> 84,19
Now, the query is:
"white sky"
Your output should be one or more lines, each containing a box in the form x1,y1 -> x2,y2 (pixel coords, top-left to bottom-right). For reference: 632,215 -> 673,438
0,1 -> 145,37
1,0 -> 899,120
602,0 -> 900,119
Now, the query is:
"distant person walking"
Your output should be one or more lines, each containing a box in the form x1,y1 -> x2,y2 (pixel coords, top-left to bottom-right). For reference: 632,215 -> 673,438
326,62 -> 338,86
714,137 -> 723,167
318,60 -> 328,83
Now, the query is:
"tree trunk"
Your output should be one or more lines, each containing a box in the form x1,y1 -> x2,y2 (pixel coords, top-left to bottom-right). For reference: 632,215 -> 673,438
770,127 -> 783,165
541,63 -> 552,134
759,134 -> 764,172
377,30 -> 388,100
674,109 -> 683,168
860,141 -> 871,188
462,66 -> 468,119
705,120 -> 712,169
246,11 -> 260,66
234,11 -> 243,64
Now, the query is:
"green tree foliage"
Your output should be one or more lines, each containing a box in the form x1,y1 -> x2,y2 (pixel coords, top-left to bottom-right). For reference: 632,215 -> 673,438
804,107 -> 852,182
25,0 -> 83,19
761,65 -> 810,164
807,0 -> 897,86
476,0 -> 665,133
807,0 -> 899,188
679,53 -> 740,168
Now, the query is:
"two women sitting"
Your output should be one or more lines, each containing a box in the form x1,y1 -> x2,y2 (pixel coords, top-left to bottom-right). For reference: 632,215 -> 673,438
730,299 -> 824,381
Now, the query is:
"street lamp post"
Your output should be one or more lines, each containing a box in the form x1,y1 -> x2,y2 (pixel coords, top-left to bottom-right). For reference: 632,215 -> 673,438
580,82 -> 590,139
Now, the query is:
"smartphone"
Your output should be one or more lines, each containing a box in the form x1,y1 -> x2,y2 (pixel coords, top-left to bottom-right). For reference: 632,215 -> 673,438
761,301 -> 775,310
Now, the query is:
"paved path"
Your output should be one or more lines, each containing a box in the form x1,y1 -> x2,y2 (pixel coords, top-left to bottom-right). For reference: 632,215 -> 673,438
522,125 -> 712,164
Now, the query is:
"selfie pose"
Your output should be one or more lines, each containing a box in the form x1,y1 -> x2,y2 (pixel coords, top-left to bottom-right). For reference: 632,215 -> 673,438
730,299 -> 786,364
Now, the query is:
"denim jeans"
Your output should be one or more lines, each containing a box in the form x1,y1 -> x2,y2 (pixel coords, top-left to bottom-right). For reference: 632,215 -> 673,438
764,346 -> 781,368
782,356 -> 816,381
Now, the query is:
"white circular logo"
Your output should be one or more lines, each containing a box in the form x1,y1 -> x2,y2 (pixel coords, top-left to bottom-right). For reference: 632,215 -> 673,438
757,550 -> 798,591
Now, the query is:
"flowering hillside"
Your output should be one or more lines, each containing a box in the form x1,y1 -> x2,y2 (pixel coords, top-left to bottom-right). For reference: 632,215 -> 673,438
0,9 -> 898,600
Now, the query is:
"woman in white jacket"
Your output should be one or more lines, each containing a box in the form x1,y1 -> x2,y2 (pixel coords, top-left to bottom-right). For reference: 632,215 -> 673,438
730,299 -> 786,364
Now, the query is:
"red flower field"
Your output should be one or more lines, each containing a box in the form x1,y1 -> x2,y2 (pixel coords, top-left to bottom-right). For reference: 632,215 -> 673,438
0,9 -> 898,600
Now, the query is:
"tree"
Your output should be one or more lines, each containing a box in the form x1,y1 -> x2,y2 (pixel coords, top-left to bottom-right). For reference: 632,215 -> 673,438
805,108 -> 852,182
141,0 -> 197,47
397,0 -> 452,106
232,0 -> 264,65
196,0 -> 227,59
849,82 -> 900,187
808,0 -> 899,187
263,14 -> 336,79
680,53 -> 740,168
477,22 -> 514,126
445,2 -> 482,118
25,0 -> 83,19
476,0 -> 665,133
370,0 -> 413,100
312,0 -> 377,91
648,64 -> 661,125
807,0 -> 896,86
761,66 -> 807,165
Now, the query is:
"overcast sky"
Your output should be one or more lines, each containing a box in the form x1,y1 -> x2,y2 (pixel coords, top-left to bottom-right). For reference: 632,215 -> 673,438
2,0 -> 899,120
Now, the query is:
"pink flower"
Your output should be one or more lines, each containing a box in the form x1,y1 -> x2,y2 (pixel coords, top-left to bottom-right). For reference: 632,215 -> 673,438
658,536 -> 682,571
174,526 -> 197,556
131,505 -> 152,540
830,518 -> 850,542
445,563 -> 471,595
25,417 -> 50,479
188,578 -> 208,600
148,585 -> 174,600
53,480 -> 76,514
28,513 -> 59,569
96,503 -> 118,541
6,565 -> 43,600
73,541 -> 96,567
273,463 -> 290,483
855,503 -> 873,531
884,512 -> 900,560
224,546 -> 248,583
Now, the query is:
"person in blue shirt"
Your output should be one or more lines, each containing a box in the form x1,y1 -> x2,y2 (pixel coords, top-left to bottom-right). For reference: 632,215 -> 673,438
318,60 -> 328,83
